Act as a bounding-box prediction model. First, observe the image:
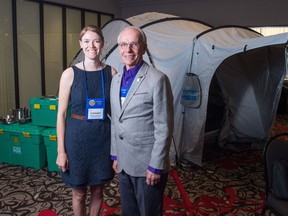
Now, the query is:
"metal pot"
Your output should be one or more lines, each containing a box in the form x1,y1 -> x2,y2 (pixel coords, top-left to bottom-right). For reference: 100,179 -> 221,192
11,107 -> 30,121
1,114 -> 16,124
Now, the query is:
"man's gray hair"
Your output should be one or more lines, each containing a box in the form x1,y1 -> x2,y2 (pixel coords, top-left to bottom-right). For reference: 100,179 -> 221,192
117,26 -> 147,44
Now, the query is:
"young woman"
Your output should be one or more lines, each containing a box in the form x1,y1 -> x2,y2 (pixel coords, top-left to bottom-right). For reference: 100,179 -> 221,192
56,25 -> 116,216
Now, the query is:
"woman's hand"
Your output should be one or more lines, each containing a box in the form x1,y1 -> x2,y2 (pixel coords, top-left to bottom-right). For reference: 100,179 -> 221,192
56,152 -> 68,172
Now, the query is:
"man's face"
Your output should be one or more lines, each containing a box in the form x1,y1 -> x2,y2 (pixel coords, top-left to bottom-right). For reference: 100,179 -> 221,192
118,28 -> 146,70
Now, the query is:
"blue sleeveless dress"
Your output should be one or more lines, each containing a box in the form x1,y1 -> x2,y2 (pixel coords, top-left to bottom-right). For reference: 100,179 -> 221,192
61,65 -> 114,188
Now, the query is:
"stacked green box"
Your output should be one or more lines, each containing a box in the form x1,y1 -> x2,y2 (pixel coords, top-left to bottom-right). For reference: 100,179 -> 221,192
0,123 -> 13,163
9,122 -> 47,169
42,127 -> 59,172
30,96 -> 58,127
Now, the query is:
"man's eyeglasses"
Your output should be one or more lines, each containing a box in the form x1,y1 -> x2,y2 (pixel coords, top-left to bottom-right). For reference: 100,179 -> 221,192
118,42 -> 143,49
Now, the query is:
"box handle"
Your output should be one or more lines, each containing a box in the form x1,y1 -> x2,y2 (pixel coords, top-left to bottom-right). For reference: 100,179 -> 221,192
23,132 -> 31,138
49,105 -> 57,110
34,104 -> 41,109
49,135 -> 57,141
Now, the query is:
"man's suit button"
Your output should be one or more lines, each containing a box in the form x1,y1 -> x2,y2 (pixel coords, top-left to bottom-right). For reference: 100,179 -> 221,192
119,136 -> 123,140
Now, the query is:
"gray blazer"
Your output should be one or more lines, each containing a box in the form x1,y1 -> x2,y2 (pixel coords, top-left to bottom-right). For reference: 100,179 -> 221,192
110,61 -> 174,177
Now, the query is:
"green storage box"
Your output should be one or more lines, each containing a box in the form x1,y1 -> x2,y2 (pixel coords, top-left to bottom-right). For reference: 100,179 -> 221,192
0,123 -> 13,163
30,96 -> 58,127
9,122 -> 47,169
42,128 -> 59,172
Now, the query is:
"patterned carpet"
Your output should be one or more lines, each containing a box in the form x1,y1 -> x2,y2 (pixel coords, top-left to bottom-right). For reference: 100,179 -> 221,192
1,115 -> 287,216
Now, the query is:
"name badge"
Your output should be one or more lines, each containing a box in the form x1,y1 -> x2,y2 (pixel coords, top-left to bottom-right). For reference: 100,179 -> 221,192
85,98 -> 105,120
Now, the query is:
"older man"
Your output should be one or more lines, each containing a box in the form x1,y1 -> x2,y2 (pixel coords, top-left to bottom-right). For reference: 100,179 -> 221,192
110,26 -> 174,216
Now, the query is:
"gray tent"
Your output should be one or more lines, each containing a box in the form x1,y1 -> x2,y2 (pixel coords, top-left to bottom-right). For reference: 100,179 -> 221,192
71,12 -> 288,166
182,27 -> 288,165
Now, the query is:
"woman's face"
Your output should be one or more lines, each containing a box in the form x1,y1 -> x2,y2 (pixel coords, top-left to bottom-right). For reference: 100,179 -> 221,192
79,30 -> 104,61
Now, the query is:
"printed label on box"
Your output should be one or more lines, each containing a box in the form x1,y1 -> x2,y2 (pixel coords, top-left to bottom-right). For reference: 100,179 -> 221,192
13,146 -> 21,155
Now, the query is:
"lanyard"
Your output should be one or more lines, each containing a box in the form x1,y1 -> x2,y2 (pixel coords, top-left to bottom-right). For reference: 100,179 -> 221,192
83,61 -> 105,99
83,61 -> 106,120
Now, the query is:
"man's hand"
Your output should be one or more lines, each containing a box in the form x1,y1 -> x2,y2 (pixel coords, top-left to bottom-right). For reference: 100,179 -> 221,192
113,160 -> 118,173
146,170 -> 160,186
